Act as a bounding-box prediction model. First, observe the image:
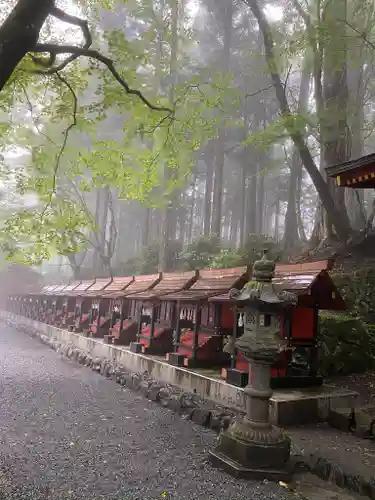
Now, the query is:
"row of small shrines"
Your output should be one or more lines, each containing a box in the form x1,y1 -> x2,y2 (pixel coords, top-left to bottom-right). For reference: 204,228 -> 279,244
6,260 -> 346,390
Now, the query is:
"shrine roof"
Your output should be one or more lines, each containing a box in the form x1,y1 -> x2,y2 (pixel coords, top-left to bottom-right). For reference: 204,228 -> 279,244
122,273 -> 161,297
44,284 -> 62,295
126,271 -> 198,300
326,153 -> 375,188
58,280 -> 81,294
83,277 -> 113,296
51,283 -> 70,294
66,279 -> 96,296
272,259 -> 334,294
209,260 -> 345,310
99,276 -> 134,297
162,267 -> 249,302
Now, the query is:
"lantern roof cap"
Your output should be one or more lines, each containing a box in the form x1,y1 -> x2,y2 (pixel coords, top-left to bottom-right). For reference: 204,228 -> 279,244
252,249 -> 275,282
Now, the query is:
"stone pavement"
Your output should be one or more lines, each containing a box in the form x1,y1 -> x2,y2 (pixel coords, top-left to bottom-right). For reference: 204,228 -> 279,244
0,322 -> 367,500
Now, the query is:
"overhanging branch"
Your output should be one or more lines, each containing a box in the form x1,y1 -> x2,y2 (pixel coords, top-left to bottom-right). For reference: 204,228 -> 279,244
40,72 -> 78,220
31,6 -> 93,72
32,44 -> 172,113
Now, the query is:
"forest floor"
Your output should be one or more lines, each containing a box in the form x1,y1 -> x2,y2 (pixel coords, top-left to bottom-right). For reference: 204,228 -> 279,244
288,232 -> 375,271
328,370 -> 375,405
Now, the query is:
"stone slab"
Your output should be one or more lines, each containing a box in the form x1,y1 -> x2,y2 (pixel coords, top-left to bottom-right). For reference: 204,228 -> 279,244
2,312 -> 359,427
209,450 -> 293,482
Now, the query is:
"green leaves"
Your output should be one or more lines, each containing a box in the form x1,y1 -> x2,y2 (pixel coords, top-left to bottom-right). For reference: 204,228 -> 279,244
0,0 -> 243,264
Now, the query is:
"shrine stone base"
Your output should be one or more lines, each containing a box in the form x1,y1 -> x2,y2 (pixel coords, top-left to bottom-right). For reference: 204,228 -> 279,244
1,312 -> 359,427
209,449 -> 293,482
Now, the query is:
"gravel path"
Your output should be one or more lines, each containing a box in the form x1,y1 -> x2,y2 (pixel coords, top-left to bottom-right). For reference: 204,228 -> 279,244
0,323 -> 298,500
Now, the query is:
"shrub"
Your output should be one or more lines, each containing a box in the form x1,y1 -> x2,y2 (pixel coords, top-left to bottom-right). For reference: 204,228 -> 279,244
179,235 -> 221,270
319,311 -> 375,377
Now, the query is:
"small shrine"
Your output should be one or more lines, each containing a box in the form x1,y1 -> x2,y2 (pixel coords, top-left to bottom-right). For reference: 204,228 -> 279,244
128,271 -> 198,355
102,276 -> 135,343
222,259 -> 346,388
326,153 -> 375,188
47,283 -> 70,326
164,267 -> 249,368
83,278 -> 113,337
107,273 -> 161,345
41,285 -> 61,324
57,280 -> 81,328
210,250 -> 297,481
69,279 -> 96,332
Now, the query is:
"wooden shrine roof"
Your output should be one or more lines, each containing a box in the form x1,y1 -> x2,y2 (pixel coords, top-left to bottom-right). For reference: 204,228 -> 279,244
100,276 -> 134,297
162,266 -> 249,302
210,260 -> 345,311
44,284 -> 61,295
122,273 -> 162,297
84,277 -> 113,296
51,283 -> 69,295
125,271 -> 198,300
58,281 -> 81,294
326,153 -> 375,188
66,279 -> 96,296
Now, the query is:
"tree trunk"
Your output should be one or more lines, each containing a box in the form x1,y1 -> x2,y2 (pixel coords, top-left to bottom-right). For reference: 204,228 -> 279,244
245,173 -> 257,239
245,0 -> 352,242
256,163 -> 265,234
345,7 -> 366,231
158,0 -> 179,271
239,163 -> 246,247
283,63 -> 310,250
0,0 -> 53,91
142,207 -> 150,248
178,193 -> 186,245
321,0 -> 351,239
274,195 -> 280,240
204,153 -> 214,236
211,1 -> 233,239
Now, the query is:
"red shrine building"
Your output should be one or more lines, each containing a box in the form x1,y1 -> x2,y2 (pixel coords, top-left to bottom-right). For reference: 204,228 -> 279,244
326,153 -> 375,188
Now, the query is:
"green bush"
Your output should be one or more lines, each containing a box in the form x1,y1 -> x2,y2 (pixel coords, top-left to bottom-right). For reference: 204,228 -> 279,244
209,248 -> 245,269
179,235 -> 221,270
333,268 -> 375,324
319,311 -> 375,377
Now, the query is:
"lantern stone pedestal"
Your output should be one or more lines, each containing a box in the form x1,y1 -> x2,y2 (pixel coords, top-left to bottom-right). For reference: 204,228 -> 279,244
209,250 -> 297,481
209,340 -> 292,481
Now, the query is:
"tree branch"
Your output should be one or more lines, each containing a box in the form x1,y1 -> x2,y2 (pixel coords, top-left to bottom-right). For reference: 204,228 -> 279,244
40,72 -> 77,219
31,44 -> 172,113
31,6 -> 93,71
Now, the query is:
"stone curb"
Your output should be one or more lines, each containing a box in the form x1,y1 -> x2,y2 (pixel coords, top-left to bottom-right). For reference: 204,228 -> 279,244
5,319 -> 375,499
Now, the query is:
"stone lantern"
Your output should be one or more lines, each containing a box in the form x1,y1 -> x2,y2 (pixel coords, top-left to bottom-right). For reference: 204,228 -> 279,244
209,250 -> 298,481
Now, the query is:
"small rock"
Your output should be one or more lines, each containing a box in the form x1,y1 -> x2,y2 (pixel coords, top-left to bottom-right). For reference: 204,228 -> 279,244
209,410 -> 223,433
180,393 -> 196,410
191,408 -> 211,427
159,387 -> 172,400
140,380 -> 150,397
220,415 -> 232,430
167,395 -> 182,413
132,374 -> 142,390
148,384 -> 161,402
